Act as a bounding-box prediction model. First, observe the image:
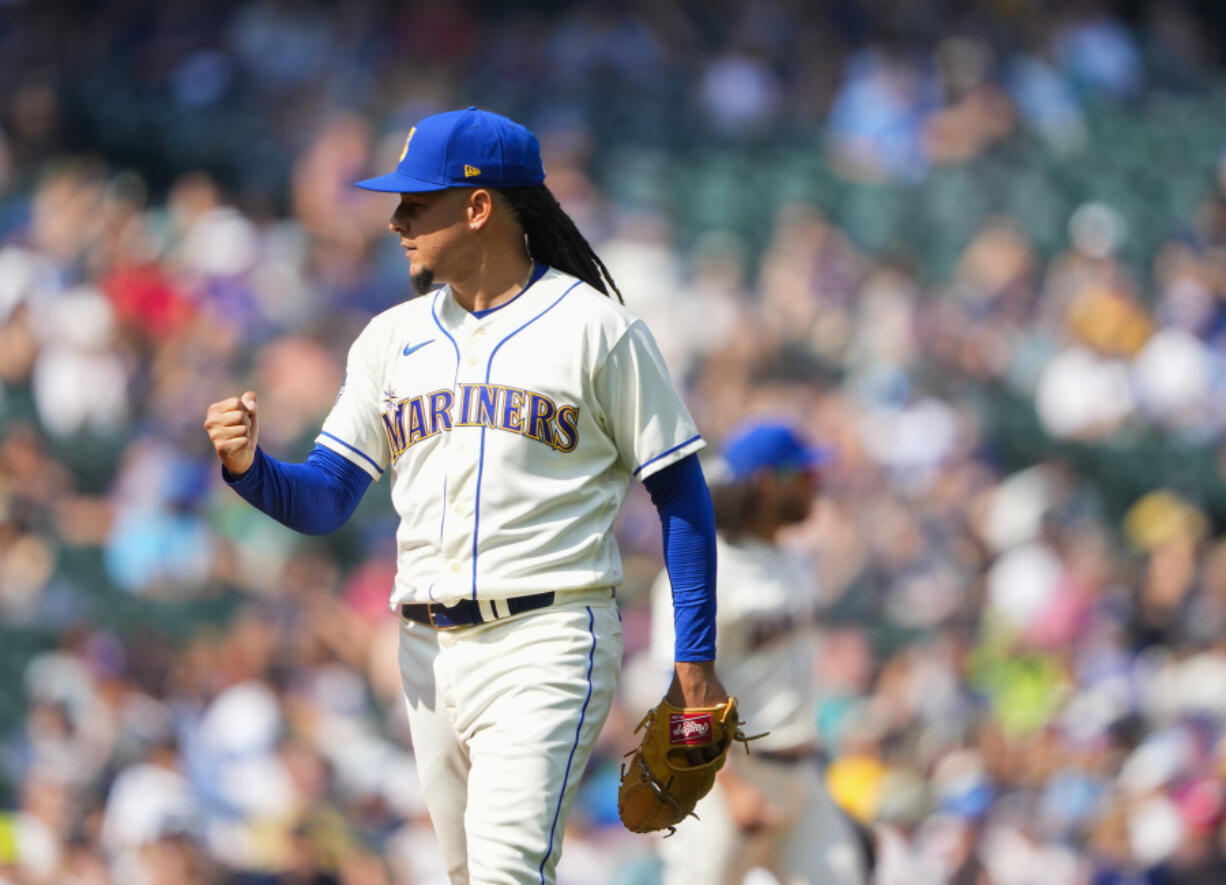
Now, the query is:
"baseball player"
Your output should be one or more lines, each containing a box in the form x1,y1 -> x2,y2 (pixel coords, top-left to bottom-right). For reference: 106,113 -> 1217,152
203,107 -> 727,884
651,421 -> 870,885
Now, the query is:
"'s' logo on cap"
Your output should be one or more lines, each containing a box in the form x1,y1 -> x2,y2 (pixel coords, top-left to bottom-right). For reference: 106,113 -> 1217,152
464,165 -> 482,178
398,127 -> 416,162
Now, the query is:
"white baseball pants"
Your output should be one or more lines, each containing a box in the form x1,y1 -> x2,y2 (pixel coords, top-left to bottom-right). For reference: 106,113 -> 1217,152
397,589 -> 623,885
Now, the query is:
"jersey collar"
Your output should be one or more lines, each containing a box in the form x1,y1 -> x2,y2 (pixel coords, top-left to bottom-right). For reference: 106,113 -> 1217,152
434,264 -> 556,332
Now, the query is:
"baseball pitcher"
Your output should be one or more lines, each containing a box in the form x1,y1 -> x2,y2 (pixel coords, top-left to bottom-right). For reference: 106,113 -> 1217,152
204,107 -> 748,884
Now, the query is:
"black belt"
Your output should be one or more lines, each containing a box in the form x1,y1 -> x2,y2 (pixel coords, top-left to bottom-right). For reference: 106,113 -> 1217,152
399,591 -> 555,630
755,747 -> 821,766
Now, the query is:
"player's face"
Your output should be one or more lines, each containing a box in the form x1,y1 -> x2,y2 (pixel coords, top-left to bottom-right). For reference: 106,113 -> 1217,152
762,466 -> 818,525
389,190 -> 474,293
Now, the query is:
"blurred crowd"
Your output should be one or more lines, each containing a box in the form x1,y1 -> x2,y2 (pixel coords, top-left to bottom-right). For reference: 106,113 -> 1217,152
3,1 -> 1226,883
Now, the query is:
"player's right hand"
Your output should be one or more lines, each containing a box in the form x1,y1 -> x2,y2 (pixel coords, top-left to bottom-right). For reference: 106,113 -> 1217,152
204,391 -> 260,476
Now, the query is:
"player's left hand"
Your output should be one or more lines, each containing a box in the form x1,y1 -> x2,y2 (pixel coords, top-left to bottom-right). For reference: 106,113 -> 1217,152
666,661 -> 729,764
665,660 -> 727,707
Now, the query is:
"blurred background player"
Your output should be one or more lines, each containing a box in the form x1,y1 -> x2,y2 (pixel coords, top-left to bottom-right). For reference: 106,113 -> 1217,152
651,420 -> 870,885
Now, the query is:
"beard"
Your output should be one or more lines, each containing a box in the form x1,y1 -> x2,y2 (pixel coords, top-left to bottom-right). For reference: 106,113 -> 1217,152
780,496 -> 813,525
410,267 -> 436,296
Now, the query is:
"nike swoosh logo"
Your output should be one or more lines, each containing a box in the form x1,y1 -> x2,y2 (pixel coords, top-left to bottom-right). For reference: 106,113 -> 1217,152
402,339 -> 434,357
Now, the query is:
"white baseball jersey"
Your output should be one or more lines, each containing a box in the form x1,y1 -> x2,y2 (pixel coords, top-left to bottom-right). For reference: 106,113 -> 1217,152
652,534 -> 822,752
317,267 -> 705,607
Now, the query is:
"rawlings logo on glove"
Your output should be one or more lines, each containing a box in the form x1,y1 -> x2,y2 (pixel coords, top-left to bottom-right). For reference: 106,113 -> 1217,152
617,697 -> 765,835
670,712 -> 712,744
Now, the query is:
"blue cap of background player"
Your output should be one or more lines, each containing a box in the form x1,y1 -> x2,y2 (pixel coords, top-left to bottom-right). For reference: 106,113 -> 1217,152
720,421 -> 833,481
356,107 -> 545,193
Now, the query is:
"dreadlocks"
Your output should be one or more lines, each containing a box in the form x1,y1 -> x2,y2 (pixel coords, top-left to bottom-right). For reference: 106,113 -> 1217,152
499,186 -> 624,304
709,478 -> 757,543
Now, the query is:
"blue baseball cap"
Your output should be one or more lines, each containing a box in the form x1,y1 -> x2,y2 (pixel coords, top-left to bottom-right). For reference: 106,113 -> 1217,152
721,421 -> 833,480
356,107 -> 546,193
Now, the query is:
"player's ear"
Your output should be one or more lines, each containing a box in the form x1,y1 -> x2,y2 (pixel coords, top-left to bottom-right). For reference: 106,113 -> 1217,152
466,188 -> 494,231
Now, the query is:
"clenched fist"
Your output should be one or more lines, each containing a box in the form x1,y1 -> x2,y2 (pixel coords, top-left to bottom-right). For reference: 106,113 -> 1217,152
204,391 -> 260,476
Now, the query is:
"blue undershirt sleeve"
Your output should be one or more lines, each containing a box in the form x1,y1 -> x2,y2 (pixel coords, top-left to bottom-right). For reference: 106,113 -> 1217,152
643,453 -> 717,661
222,444 -> 372,535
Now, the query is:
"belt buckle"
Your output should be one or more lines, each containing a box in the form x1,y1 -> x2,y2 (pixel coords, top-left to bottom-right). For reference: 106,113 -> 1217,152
427,604 -> 462,631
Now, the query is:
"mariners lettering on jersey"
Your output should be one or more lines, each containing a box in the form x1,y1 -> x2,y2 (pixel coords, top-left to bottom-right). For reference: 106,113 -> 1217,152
381,384 -> 579,461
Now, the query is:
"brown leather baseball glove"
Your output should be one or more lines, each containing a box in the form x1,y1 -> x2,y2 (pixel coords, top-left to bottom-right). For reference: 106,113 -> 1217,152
617,696 -> 762,834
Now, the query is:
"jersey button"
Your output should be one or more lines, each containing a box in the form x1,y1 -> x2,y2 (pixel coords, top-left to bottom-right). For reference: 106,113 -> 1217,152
467,356 -> 478,366
450,562 -> 461,573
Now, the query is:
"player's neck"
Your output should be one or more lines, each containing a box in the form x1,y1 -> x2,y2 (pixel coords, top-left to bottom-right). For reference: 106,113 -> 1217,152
448,251 -> 536,314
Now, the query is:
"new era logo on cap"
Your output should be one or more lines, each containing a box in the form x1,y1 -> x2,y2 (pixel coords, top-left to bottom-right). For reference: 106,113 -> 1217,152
356,107 -> 544,194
